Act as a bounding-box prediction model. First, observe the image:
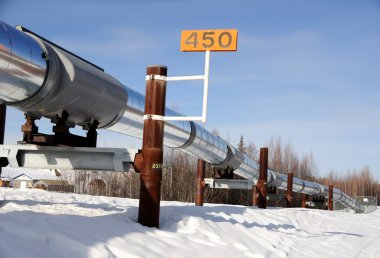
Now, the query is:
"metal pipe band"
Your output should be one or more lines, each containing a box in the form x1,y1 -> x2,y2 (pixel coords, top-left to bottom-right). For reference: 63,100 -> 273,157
292,177 -> 305,192
269,171 -> 288,189
182,122 -> 228,165
11,42 -> 61,112
0,21 -> 47,103
215,143 -> 244,170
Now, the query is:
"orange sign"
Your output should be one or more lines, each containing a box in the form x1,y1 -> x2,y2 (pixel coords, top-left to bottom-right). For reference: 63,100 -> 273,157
181,29 -> 238,52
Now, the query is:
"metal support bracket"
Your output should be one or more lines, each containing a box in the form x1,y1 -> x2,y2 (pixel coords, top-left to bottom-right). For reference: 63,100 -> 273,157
0,144 -> 137,172
204,178 -> 254,190
145,50 -> 210,123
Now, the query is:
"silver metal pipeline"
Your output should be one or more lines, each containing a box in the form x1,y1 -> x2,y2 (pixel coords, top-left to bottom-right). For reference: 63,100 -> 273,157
0,20 -> 363,212
0,22 -> 46,103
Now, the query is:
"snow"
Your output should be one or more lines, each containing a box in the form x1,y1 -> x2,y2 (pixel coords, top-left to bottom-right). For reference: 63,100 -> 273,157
0,188 -> 379,258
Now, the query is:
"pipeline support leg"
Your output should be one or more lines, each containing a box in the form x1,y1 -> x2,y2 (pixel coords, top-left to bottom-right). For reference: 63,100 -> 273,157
257,147 -> 268,209
302,193 -> 307,208
252,185 -> 258,206
136,65 -> 167,228
0,104 -> 6,175
328,185 -> 333,211
195,159 -> 206,206
286,172 -> 293,208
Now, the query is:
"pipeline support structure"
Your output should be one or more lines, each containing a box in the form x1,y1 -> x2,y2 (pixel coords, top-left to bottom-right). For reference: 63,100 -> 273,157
133,65 -> 167,228
0,20 -> 364,215
286,173 -> 293,208
257,148 -> 268,209
0,104 -> 6,174
195,159 -> 206,206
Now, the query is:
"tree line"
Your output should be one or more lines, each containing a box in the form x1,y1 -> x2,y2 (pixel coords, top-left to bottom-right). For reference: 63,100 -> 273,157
61,134 -> 379,206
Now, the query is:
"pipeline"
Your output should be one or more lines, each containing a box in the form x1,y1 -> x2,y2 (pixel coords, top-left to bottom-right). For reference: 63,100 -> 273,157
0,20 -> 363,212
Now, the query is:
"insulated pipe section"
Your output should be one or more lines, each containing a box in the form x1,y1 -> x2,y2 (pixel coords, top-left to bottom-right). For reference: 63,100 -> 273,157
0,21 -> 46,103
21,42 -> 127,128
234,155 -> 259,180
0,22 -> 128,128
332,187 -> 358,211
183,123 -> 228,165
269,169 -> 329,196
0,20 -> 363,212
268,170 -> 361,211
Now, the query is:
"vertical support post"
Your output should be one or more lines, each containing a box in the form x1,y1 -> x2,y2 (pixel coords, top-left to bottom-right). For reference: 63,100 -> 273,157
201,50 -> 210,123
195,159 -> 206,206
257,147 -> 268,209
302,193 -> 307,208
136,65 -> 167,228
328,185 -> 334,211
286,172 -> 293,208
252,185 -> 258,206
0,104 -> 6,176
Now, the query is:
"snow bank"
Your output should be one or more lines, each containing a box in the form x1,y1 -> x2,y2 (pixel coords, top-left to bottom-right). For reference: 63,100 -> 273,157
0,188 -> 379,258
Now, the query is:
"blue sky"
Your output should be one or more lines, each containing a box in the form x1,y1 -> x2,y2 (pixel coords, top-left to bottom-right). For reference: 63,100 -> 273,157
1,0 -> 379,178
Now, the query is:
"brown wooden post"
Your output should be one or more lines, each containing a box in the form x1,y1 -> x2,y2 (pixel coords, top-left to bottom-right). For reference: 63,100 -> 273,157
302,193 -> 307,208
134,65 -> 167,228
257,147 -> 268,209
252,185 -> 258,206
286,172 -> 293,208
0,104 -> 6,176
328,185 -> 334,211
195,159 -> 206,206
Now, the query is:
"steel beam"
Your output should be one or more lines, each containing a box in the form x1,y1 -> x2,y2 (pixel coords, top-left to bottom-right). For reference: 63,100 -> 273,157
0,144 -> 136,171
204,178 -> 253,190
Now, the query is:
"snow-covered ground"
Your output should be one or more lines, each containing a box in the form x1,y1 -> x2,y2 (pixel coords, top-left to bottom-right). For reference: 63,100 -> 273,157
0,188 -> 379,258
